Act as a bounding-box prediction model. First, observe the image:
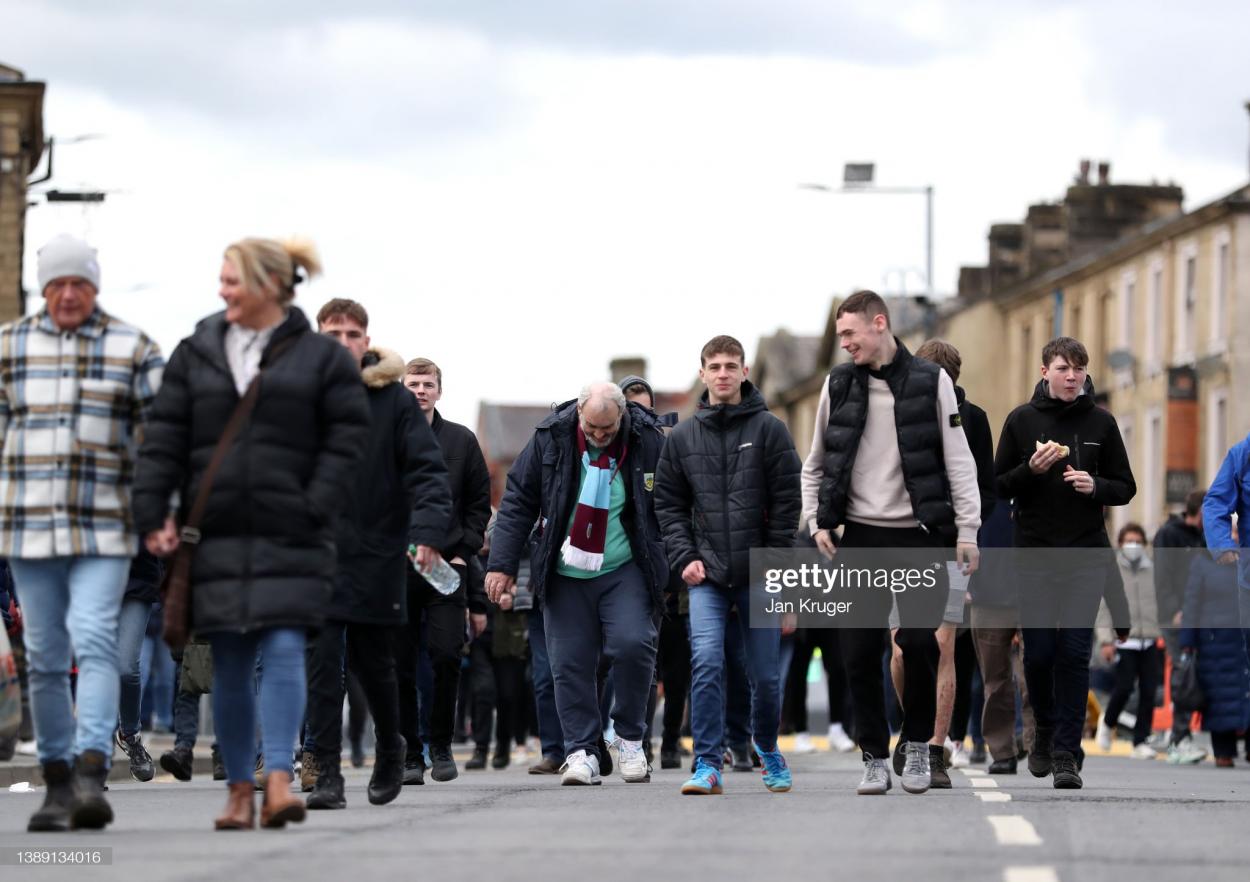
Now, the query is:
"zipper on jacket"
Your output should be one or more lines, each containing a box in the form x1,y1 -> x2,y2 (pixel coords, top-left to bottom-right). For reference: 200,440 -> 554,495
721,429 -> 732,589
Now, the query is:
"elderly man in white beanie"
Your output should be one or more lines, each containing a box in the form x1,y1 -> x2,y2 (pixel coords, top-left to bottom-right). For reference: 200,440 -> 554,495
0,234 -> 163,832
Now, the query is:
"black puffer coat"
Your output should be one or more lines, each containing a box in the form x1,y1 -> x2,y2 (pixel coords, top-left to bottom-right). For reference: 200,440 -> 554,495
132,309 -> 369,635
653,381 -> 801,589
430,409 -> 493,564
328,349 -> 451,625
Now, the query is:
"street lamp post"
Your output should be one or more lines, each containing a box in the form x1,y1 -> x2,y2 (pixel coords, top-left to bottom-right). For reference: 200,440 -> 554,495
800,163 -> 935,297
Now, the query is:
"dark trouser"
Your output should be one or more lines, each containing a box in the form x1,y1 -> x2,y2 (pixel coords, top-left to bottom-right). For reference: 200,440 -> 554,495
1211,730 -> 1250,759
971,605 -> 1032,762
468,635 -> 496,752
171,656 -> 202,751
1103,645 -> 1160,746
488,655 -> 528,753
655,612 -> 691,750
346,668 -> 368,748
785,628 -> 850,732
396,565 -> 467,756
306,620 -> 401,769
949,629 -> 977,741
1018,565 -> 1103,756
837,522 -> 947,760
527,609 -> 565,761
544,562 -> 657,756
1160,629 -> 1192,743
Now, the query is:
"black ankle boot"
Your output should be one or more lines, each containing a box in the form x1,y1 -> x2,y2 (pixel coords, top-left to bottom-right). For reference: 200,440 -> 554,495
69,750 -> 113,830
28,760 -> 75,832
306,764 -> 347,811
368,736 -> 406,806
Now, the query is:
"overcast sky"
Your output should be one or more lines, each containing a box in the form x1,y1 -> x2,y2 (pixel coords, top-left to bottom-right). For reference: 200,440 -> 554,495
6,0 -> 1248,427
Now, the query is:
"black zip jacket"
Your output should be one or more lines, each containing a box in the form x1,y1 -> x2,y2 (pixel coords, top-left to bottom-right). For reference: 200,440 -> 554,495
430,409 -> 493,564
653,381 -> 801,589
995,376 -> 1135,548
486,400 -> 668,609
1152,515 -> 1205,625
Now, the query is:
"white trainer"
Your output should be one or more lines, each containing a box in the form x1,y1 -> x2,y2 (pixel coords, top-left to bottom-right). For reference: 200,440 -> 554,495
828,723 -> 856,753
1096,719 -> 1114,751
1130,743 -> 1157,760
616,739 -> 650,783
560,749 -> 602,786
948,740 -> 970,769
792,732 -> 817,754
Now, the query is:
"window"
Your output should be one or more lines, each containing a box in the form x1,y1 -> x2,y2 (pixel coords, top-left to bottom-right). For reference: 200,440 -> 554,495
1146,262 -> 1163,374
1021,322 -> 1033,401
1174,243 -> 1198,364
1207,389 -> 1229,485
1071,299 -> 1082,340
1114,413 -> 1135,536
1210,232 -> 1230,351
1144,408 -> 1162,533
1119,273 -> 1136,350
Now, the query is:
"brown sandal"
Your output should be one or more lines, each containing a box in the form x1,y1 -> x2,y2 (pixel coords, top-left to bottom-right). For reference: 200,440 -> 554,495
214,782 -> 256,830
259,771 -> 307,829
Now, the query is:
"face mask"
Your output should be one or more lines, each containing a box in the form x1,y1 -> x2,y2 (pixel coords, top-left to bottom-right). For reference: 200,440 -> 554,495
1121,542 -> 1144,563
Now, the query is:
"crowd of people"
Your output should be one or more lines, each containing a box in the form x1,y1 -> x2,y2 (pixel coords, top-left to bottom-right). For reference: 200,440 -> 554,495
0,237 -> 1247,833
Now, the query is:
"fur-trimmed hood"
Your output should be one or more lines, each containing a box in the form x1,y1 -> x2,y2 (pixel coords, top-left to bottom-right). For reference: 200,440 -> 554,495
361,347 -> 405,389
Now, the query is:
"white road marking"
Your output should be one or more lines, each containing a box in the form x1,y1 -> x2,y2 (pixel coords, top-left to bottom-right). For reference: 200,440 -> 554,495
970,777 -> 999,788
1004,866 -> 1059,882
988,815 -> 1043,846
962,768 -> 987,777
976,791 -> 1012,803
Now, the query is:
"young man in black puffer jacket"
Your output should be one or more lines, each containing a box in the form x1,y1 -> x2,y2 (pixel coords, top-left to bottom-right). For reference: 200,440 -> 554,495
995,336 -> 1136,791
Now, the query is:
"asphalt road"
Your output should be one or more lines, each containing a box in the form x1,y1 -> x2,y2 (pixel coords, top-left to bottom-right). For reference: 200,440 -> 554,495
1,747 -> 1248,882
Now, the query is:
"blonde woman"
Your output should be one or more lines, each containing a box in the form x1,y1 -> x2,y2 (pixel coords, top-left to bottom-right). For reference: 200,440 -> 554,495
133,238 -> 368,830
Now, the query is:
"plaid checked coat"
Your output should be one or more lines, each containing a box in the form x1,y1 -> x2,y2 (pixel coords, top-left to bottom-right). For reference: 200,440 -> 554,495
0,308 -> 164,558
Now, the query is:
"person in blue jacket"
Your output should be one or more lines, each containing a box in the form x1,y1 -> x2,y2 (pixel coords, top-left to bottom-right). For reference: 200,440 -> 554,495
1204,433 -> 1250,629
1179,520 -> 1250,766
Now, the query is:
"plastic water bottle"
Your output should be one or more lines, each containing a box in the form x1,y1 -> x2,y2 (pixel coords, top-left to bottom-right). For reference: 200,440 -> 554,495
410,546 -> 460,596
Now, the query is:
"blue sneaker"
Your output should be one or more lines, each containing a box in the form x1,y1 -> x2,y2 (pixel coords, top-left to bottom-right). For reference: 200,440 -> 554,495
680,759 -> 723,795
756,743 -> 791,792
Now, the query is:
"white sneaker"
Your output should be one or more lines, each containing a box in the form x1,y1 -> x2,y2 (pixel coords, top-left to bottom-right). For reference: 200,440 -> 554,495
1096,719 -> 1114,751
560,749 -> 602,785
948,740 -> 970,769
792,732 -> 817,754
15,739 -> 36,757
615,739 -> 650,783
828,723 -> 856,753
1166,736 -> 1208,765
1130,743 -> 1157,760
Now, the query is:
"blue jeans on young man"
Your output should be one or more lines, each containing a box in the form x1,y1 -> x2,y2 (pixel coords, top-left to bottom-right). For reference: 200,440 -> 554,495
139,632 -> 175,730
528,609 -> 565,761
209,628 -> 306,785
116,598 -> 152,737
723,611 -> 753,748
688,582 -> 781,769
10,556 -> 131,765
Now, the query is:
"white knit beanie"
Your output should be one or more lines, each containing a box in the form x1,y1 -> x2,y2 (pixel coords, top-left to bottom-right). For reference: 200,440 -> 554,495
37,234 -> 101,293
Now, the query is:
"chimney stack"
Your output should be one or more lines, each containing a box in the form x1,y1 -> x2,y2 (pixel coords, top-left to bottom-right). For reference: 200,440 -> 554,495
1097,161 -> 1110,185
1078,159 -> 1091,185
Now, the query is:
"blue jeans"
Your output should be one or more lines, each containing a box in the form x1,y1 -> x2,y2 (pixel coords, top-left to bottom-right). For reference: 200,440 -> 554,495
689,582 -> 781,768
528,609 -> 565,761
209,628 -> 305,785
10,557 -> 130,764
116,599 -> 152,737
139,633 -> 175,730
